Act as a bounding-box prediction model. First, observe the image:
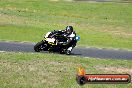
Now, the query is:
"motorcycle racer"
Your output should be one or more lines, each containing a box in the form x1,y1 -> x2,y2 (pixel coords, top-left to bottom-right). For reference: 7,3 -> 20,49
45,26 -> 77,52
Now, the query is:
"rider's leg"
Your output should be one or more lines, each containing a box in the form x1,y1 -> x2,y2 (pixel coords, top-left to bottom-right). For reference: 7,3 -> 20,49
67,40 -> 77,51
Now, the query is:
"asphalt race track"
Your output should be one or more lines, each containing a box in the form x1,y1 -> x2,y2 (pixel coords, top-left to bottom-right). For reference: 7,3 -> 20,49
0,41 -> 132,60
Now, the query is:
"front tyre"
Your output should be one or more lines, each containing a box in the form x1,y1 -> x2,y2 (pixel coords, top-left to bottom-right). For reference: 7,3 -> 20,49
34,41 -> 44,52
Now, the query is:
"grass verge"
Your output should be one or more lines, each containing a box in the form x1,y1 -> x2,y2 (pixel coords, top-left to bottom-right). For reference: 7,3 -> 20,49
0,52 -> 132,88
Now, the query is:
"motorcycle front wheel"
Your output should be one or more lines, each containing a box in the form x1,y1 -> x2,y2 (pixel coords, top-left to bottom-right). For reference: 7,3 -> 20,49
34,41 -> 47,52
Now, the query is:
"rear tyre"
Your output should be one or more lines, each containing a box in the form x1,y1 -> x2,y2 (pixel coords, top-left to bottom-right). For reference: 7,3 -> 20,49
66,50 -> 71,55
60,49 -> 65,54
34,41 -> 44,52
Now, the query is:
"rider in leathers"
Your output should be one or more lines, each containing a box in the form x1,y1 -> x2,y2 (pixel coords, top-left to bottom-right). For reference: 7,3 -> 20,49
46,26 -> 77,52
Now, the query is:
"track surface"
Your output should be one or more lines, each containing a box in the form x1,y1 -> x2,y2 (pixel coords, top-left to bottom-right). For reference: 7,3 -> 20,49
0,41 -> 132,60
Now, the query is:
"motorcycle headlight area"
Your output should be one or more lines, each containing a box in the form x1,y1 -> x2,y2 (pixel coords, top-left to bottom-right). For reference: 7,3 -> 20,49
75,36 -> 80,41
46,38 -> 55,43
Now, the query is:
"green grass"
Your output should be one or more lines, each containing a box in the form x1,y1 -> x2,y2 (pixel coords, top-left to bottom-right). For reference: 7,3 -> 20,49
0,52 -> 132,88
0,0 -> 132,49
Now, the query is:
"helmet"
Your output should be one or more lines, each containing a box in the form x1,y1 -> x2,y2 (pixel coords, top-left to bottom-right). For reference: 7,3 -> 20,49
65,26 -> 73,34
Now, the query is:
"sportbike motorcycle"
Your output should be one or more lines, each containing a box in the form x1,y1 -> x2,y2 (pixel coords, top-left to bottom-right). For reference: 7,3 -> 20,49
34,30 -> 80,55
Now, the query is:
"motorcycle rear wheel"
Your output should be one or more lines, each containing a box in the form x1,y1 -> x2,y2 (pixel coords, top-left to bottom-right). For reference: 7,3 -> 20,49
66,50 -> 71,55
59,49 -> 66,54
